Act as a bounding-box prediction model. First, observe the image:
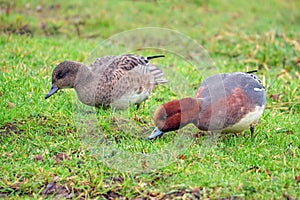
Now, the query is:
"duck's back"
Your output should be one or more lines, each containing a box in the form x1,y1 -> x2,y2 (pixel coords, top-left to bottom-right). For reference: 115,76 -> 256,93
91,54 -> 167,109
90,56 -> 115,74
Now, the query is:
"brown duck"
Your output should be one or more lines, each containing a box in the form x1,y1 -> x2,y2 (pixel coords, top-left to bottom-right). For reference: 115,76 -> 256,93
148,72 -> 266,139
45,54 -> 167,109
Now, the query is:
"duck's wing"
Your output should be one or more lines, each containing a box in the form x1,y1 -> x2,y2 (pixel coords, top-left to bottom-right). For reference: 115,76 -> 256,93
102,54 -> 167,84
98,54 -> 166,108
195,73 -> 248,99
90,56 -> 116,74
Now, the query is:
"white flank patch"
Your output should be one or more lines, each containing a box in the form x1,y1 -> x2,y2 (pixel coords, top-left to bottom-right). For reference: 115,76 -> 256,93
222,105 -> 265,133
111,91 -> 150,109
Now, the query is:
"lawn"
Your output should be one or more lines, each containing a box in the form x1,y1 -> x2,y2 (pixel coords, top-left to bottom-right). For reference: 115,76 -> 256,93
0,0 -> 299,199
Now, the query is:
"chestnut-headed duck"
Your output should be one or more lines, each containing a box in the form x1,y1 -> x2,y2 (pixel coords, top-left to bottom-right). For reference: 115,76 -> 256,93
45,54 -> 167,109
148,72 -> 266,139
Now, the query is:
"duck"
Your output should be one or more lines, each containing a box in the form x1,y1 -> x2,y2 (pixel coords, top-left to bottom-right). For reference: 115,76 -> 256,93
147,72 -> 266,139
45,54 -> 167,109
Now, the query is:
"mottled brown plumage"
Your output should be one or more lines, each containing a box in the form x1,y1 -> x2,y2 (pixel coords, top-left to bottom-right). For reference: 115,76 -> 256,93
45,54 -> 167,109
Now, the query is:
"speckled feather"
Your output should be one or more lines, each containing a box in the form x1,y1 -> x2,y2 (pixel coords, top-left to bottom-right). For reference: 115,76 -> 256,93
45,54 -> 167,109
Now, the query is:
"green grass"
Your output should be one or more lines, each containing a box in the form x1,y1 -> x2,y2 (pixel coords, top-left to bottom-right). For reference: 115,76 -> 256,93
1,0 -> 299,199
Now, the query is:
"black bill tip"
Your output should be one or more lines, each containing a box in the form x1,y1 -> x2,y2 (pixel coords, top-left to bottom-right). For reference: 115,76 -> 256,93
147,127 -> 164,140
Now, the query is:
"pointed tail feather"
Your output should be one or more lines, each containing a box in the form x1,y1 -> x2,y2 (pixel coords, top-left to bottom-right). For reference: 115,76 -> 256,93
147,55 -> 165,60
148,65 -> 168,85
246,70 -> 258,73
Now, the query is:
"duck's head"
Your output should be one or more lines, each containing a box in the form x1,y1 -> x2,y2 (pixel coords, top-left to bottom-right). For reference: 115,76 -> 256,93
45,61 -> 80,99
148,98 -> 201,140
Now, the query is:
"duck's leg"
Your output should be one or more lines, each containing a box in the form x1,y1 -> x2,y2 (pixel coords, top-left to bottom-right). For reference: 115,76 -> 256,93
209,131 -> 215,138
136,103 -> 141,110
135,98 -> 147,110
132,103 -> 148,124
209,130 -> 225,146
208,131 -> 220,144
209,130 -> 222,138
250,124 -> 255,137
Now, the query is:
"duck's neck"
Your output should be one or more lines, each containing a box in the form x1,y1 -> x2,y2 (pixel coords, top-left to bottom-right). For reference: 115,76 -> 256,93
74,65 -> 96,85
74,65 -> 99,106
177,98 -> 201,128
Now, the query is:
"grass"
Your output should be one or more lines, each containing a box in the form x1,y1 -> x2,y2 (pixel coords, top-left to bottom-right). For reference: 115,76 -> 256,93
0,0 -> 299,199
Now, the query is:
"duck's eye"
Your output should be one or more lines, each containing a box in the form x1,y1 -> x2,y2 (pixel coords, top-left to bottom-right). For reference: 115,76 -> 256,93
57,71 -> 66,79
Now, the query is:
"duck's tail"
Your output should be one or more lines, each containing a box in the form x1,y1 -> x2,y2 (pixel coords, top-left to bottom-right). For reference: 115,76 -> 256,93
246,70 -> 258,73
143,55 -> 167,84
147,55 -> 165,60
148,65 -> 168,85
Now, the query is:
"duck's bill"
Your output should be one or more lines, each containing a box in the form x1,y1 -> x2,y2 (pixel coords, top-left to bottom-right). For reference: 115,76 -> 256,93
45,84 -> 59,99
147,127 -> 164,140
